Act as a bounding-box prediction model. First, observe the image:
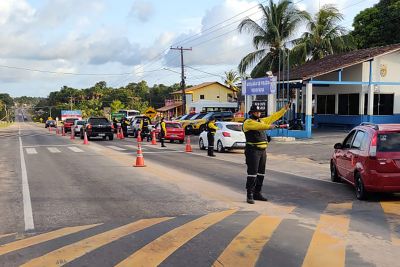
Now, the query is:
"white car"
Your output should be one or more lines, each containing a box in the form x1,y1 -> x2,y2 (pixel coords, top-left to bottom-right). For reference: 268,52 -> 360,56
199,121 -> 246,152
72,120 -> 86,136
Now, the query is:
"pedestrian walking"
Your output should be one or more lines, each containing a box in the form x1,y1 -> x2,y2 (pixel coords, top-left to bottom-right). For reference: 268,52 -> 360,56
160,117 -> 167,148
206,116 -> 218,157
243,103 -> 290,204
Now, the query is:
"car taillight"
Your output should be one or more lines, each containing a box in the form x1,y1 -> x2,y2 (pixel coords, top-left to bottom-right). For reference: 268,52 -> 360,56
87,124 -> 92,129
222,132 -> 231,137
370,133 -> 377,158
111,124 -> 114,129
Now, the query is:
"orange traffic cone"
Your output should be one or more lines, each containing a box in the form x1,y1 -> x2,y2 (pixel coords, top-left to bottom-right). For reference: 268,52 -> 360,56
83,131 -> 89,145
70,129 -> 75,140
151,131 -> 157,145
49,126 -> 52,132
62,126 -> 66,136
185,135 -> 192,152
134,143 -> 146,167
120,128 -> 125,139
116,127 -> 120,139
137,130 -> 142,142
56,127 -> 59,135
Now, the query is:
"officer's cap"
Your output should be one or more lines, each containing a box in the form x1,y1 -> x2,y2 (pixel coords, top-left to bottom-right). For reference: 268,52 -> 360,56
249,104 -> 260,113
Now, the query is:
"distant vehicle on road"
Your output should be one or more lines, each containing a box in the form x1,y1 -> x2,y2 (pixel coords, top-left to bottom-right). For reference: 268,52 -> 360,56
199,121 -> 245,152
63,118 -> 79,132
45,120 -> 56,128
80,117 -> 114,141
331,123 -> 400,200
191,111 -> 234,134
72,120 -> 86,136
131,116 -> 153,138
154,121 -> 185,143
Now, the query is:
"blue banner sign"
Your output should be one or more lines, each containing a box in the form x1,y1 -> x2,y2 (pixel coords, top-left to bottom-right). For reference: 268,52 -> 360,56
243,76 -> 277,95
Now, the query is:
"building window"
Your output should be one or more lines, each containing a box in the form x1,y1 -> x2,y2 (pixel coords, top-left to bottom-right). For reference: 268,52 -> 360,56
364,94 -> 394,115
200,95 -> 205,100
317,95 -> 335,114
338,94 -> 359,115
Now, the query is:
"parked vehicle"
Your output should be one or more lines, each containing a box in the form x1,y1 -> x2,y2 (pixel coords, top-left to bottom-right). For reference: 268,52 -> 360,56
80,117 -> 114,141
331,123 -> 400,200
199,122 -> 246,152
72,120 -> 86,136
191,111 -> 234,134
63,118 -> 79,132
45,120 -> 56,128
154,121 -> 185,143
179,113 -> 200,134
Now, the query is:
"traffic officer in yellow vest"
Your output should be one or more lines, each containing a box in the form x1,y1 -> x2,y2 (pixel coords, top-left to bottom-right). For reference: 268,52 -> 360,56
160,117 -> 167,148
206,116 -> 218,157
243,103 -> 290,204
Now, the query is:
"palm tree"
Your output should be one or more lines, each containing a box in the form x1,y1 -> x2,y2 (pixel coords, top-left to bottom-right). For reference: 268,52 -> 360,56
224,70 -> 240,91
238,0 -> 308,77
291,5 -> 355,62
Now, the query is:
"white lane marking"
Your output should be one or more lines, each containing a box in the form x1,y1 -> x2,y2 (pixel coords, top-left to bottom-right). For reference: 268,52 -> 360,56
47,147 -> 61,153
19,124 -> 35,231
106,145 -> 126,151
143,151 -> 184,154
23,144 -> 81,148
123,145 -> 144,150
88,146 -> 103,151
25,148 -> 38,155
68,147 -> 84,153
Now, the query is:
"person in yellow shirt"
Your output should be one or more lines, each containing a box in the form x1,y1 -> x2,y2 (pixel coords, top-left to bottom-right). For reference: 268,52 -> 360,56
160,117 -> 167,148
243,103 -> 290,204
206,116 -> 218,157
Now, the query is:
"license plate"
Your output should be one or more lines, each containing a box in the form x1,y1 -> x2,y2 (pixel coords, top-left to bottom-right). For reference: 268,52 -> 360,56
98,133 -> 105,137
236,142 -> 246,147
170,134 -> 176,137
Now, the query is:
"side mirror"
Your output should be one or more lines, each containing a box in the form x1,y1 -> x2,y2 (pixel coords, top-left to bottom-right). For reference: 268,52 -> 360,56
334,143 -> 343,149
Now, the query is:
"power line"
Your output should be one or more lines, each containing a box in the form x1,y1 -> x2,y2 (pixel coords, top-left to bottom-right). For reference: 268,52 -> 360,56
185,65 -> 224,79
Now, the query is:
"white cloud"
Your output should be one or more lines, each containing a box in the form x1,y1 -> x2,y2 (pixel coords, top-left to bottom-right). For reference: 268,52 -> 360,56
0,0 -> 36,25
129,0 -> 155,23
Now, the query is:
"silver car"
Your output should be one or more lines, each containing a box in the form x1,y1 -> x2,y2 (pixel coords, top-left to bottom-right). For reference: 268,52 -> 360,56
73,120 -> 87,136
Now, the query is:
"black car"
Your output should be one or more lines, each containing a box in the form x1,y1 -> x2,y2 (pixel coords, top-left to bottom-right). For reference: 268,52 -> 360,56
45,120 -> 56,128
80,117 -> 114,141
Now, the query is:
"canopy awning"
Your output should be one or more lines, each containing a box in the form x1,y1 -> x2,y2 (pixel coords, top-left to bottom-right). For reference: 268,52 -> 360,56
157,103 -> 182,112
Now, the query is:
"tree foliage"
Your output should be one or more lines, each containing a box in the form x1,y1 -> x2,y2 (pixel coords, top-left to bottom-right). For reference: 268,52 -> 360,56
352,0 -> 400,48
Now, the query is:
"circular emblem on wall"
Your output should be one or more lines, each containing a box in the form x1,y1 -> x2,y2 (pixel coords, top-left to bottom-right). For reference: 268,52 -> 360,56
380,64 -> 387,77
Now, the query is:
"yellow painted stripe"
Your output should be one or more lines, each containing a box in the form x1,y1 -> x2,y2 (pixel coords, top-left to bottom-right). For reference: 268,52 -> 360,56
381,201 -> 400,245
116,209 -> 237,267
0,233 -> 15,239
302,203 -> 352,267
0,224 -> 99,256
21,217 -> 172,267
213,215 -> 282,267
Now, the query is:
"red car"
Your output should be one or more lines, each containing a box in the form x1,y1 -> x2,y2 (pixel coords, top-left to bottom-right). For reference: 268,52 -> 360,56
331,123 -> 400,200
155,121 -> 185,143
63,118 -> 79,132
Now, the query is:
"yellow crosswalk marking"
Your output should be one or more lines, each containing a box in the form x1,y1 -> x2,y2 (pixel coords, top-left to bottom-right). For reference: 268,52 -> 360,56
116,209 -> 237,267
0,233 -> 15,239
0,224 -> 99,256
380,201 -> 400,245
21,217 -> 172,267
302,203 -> 352,267
213,215 -> 282,267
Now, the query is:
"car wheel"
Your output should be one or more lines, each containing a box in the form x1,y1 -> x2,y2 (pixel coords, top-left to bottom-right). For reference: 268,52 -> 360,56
217,140 -> 225,153
109,135 -> 113,141
179,140 -> 184,144
199,138 -> 205,150
80,131 -> 84,139
355,172 -> 368,200
330,161 -> 341,183
170,139 -> 174,143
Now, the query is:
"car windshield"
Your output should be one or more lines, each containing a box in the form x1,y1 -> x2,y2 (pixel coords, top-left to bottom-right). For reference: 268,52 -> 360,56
166,123 -> 181,128
226,124 -> 243,131
89,118 -> 109,125
66,118 -> 77,123
377,133 -> 400,152
77,121 -> 86,125
185,113 -> 197,120
195,113 -> 208,119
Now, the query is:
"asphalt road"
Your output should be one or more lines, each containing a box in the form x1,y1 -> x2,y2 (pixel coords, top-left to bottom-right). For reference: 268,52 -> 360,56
0,111 -> 399,267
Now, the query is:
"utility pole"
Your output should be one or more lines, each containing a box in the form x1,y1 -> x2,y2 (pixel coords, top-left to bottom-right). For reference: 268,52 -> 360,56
69,96 -> 73,110
170,46 -> 192,114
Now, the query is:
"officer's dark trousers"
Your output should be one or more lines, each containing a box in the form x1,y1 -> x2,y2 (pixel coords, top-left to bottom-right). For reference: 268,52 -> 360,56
245,146 -> 266,193
160,132 -> 165,147
207,132 -> 215,156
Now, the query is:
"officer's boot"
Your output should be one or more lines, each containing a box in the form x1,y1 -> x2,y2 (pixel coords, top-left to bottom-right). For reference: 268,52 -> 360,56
254,175 -> 268,201
246,176 -> 256,204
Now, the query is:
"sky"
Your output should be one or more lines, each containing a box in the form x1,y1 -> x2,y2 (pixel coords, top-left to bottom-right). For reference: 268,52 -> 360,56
0,0 -> 380,97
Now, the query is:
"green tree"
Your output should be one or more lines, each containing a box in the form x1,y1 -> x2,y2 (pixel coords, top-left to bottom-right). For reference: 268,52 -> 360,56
110,100 -> 125,113
292,5 -> 354,62
238,0 -> 308,77
224,70 -> 241,91
352,0 -> 400,48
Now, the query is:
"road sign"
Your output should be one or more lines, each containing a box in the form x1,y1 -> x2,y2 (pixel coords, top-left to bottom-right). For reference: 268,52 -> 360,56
144,107 -> 157,119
